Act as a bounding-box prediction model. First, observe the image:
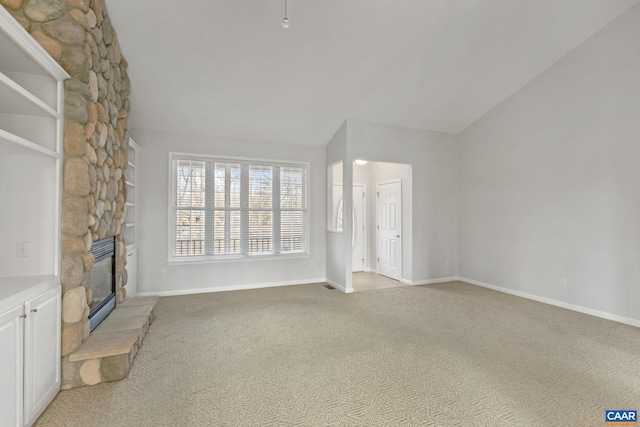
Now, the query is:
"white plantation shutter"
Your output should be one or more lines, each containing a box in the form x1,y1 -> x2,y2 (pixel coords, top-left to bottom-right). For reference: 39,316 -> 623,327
210,162 -> 242,255
280,166 -> 305,253
173,159 -> 206,256
247,165 -> 273,254
171,155 -> 308,259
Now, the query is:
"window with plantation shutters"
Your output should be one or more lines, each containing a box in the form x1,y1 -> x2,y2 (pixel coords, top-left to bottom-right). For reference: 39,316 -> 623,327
174,159 -> 206,256
171,154 -> 308,260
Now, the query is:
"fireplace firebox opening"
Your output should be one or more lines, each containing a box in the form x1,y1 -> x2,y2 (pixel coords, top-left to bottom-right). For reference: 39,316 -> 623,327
88,237 -> 116,332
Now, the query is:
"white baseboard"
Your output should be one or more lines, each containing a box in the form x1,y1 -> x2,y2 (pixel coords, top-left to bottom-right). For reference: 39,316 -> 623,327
459,277 -> 640,328
326,278 -> 353,294
137,274 -> 639,328
137,277 -> 327,297
402,277 -> 459,286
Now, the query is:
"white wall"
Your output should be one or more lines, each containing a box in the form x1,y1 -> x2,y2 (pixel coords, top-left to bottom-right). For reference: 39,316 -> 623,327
0,155 -> 56,277
346,120 -> 458,284
131,128 -> 326,295
458,4 -> 640,323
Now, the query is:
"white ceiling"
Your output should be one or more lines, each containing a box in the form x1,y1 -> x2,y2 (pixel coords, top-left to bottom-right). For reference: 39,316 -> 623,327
106,0 -> 638,146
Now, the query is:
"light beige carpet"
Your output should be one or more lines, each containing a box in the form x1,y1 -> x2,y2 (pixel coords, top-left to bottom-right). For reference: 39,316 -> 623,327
36,281 -> 640,426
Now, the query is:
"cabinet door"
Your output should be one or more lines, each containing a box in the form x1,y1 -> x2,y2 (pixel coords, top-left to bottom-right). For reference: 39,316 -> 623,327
0,305 -> 24,427
23,287 -> 60,426
126,246 -> 138,297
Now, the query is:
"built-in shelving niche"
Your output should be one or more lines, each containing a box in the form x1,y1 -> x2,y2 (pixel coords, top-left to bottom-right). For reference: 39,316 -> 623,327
0,7 -> 68,280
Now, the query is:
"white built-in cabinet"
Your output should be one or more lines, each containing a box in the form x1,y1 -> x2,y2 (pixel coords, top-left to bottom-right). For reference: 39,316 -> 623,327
0,278 -> 61,427
0,304 -> 23,427
125,138 -> 139,296
0,6 -> 68,427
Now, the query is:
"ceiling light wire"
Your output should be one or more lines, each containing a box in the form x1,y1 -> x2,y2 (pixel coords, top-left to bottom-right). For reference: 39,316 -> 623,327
282,0 -> 290,29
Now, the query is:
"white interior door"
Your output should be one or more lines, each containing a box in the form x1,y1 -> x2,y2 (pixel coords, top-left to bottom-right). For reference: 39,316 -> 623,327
352,185 -> 365,272
377,180 -> 401,280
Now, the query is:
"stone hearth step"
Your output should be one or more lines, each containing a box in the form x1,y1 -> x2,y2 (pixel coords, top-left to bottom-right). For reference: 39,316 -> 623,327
63,296 -> 158,389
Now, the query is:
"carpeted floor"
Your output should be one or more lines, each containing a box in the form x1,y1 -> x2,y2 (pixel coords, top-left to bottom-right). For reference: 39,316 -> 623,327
36,281 -> 640,426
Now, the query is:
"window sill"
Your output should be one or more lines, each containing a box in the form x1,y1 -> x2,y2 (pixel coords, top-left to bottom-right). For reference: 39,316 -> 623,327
168,252 -> 310,266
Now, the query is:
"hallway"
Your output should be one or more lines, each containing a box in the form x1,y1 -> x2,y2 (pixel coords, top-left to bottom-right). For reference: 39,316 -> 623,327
351,272 -> 407,292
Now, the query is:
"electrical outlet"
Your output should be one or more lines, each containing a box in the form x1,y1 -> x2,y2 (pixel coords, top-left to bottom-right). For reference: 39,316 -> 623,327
160,270 -> 167,277
16,241 -> 29,257
560,277 -> 567,287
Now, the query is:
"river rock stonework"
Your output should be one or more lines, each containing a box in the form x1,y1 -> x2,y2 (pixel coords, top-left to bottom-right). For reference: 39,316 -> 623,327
1,0 -> 132,389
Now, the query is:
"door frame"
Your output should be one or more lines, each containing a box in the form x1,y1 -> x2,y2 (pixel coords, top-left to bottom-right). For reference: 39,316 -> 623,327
352,183 -> 367,272
376,179 -> 402,280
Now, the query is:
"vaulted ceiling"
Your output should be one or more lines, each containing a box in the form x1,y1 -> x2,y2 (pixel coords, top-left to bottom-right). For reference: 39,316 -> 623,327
106,0 -> 638,146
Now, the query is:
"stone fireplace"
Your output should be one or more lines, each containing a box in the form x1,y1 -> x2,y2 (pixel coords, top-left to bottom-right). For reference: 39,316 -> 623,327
0,0 -> 133,388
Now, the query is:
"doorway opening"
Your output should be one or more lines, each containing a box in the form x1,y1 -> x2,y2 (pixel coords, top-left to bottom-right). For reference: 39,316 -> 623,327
350,160 -> 411,292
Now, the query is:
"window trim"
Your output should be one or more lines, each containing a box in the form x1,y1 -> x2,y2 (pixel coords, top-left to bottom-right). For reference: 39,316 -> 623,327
168,152 -> 310,263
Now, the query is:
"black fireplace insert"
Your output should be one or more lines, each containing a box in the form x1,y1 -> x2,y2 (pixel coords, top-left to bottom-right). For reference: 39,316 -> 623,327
88,237 -> 116,332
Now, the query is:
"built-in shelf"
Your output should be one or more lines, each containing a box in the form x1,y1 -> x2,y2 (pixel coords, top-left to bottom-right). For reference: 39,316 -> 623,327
0,8 -> 66,79
0,128 -> 58,158
0,5 -> 68,279
0,71 -> 58,118
0,6 -> 66,163
124,138 -> 139,247
124,138 -> 139,296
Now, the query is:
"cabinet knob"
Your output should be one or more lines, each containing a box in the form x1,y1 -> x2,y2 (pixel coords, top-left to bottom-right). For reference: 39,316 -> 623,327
20,314 -> 27,319
31,308 -> 38,313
